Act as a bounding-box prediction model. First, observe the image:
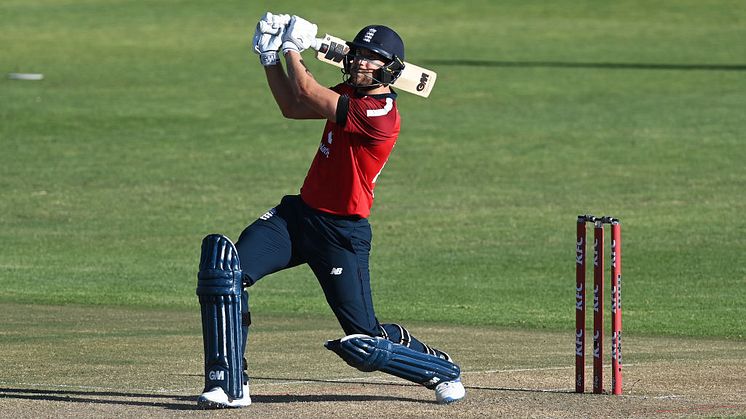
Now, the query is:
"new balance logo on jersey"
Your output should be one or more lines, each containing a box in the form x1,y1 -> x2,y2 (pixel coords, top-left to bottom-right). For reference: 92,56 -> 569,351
259,208 -> 276,221
330,267 -> 343,275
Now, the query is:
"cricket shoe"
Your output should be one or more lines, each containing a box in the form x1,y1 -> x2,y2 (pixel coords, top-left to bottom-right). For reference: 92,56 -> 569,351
434,377 -> 466,404
197,383 -> 251,408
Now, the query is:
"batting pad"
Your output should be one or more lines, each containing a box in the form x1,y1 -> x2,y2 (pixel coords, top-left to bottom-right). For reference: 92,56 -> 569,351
197,234 -> 244,399
325,334 -> 461,389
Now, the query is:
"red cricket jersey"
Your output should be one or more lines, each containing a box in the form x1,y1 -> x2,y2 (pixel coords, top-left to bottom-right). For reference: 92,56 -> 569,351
300,83 -> 400,218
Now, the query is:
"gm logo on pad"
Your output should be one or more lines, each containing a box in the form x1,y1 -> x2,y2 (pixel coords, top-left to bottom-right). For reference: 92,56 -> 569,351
208,370 -> 225,381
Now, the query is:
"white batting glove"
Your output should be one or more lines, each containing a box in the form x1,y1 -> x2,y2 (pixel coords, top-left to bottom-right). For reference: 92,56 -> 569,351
253,31 -> 285,66
257,12 -> 290,35
281,15 -> 318,55
258,35 -> 284,66
252,12 -> 290,66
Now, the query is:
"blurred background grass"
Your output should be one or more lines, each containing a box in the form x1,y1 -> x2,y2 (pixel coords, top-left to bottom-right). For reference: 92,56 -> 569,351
1,0 -> 744,338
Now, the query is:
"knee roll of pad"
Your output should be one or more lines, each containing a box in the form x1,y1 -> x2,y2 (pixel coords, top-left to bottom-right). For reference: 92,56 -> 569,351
197,234 -> 244,399
325,334 -> 461,389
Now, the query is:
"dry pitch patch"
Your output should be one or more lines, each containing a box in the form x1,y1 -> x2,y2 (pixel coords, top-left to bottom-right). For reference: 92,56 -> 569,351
1,305 -> 744,418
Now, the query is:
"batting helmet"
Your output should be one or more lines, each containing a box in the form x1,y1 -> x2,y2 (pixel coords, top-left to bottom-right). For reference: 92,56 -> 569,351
343,25 -> 405,86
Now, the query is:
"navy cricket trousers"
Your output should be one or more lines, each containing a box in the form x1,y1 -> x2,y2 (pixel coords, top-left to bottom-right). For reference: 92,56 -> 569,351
236,194 -> 379,336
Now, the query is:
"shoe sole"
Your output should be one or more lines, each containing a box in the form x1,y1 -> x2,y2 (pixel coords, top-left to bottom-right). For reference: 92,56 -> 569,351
439,396 -> 464,405
197,397 -> 251,409
198,400 -> 225,409
197,398 -> 231,409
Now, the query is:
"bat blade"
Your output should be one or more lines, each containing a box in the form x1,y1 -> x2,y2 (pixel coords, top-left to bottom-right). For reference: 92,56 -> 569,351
313,34 -> 437,98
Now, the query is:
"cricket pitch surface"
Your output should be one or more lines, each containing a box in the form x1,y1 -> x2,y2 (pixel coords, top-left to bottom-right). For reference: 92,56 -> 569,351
1,304 -> 744,418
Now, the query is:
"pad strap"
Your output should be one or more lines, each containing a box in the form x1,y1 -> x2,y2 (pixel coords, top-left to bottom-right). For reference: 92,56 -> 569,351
325,334 -> 460,389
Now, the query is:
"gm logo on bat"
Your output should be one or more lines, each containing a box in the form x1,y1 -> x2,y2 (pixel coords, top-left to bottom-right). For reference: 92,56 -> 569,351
416,73 -> 430,91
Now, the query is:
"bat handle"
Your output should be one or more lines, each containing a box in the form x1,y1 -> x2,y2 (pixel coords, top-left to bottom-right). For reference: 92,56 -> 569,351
312,38 -> 325,52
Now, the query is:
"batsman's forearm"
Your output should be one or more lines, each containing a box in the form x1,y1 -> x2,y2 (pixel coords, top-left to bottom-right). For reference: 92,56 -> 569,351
283,51 -> 338,120
283,51 -> 316,100
263,58 -> 324,120
263,64 -> 298,117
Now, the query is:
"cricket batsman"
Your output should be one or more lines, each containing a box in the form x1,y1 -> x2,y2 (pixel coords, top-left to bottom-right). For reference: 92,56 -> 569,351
195,12 -> 466,408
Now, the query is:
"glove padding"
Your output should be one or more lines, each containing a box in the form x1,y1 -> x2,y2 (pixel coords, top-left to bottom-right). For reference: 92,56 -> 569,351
254,30 -> 284,66
281,15 -> 318,55
252,12 -> 291,66
256,11 -> 290,35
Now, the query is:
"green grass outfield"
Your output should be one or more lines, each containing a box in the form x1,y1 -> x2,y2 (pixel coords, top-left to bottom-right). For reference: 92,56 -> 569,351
2,0 -> 745,346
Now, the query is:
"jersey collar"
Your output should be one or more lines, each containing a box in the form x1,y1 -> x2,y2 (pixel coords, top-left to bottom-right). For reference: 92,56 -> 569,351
353,88 -> 398,100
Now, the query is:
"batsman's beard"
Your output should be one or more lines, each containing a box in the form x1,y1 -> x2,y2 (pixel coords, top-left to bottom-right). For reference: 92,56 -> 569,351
345,65 -> 384,89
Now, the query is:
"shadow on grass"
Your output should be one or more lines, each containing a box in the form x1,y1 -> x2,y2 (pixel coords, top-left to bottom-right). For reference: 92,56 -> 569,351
422,59 -> 746,72
0,384 -> 428,410
251,376 -> 572,395
1,376 -> 573,409
0,387 -> 195,411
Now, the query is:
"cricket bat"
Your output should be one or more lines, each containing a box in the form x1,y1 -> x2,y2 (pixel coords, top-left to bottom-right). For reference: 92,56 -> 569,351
312,34 -> 437,98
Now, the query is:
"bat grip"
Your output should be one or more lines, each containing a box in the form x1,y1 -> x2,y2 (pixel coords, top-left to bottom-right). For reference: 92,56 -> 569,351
312,38 -> 325,52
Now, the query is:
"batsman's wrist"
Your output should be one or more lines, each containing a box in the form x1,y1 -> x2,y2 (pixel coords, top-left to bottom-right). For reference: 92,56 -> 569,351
281,40 -> 301,55
259,51 -> 280,66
